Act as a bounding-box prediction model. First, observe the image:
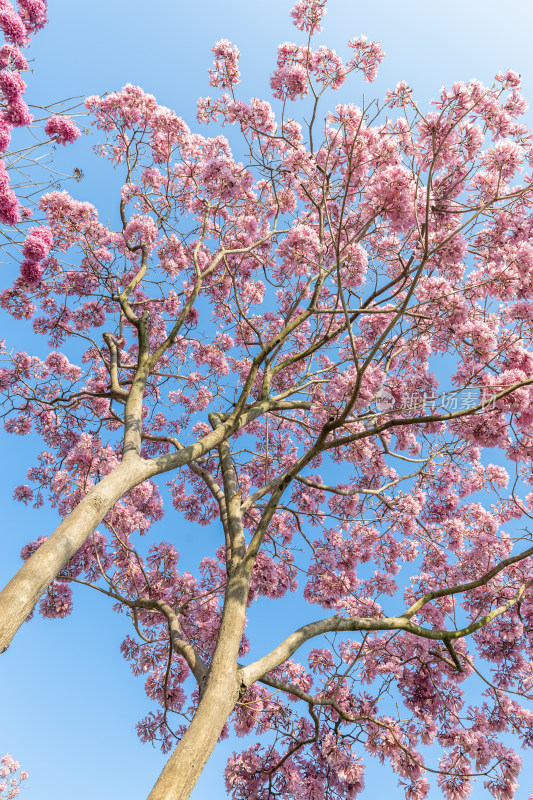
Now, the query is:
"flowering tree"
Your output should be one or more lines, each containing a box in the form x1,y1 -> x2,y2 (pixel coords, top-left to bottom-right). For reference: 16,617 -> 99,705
2,1 -> 533,799
0,0 -> 79,224
0,754 -> 28,800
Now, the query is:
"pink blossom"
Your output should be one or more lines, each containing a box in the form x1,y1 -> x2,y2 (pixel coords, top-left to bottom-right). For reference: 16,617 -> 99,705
45,351 -> 82,380
39,580 -> 72,618
2,96 -> 31,126
0,119 -> 11,149
308,647 -> 335,673
0,43 -> 27,70
385,81 -> 413,108
0,755 -> 26,800
0,187 -> 19,223
19,258 -> 42,285
13,484 -> 32,503
270,63 -> 309,101
290,0 -> 327,34
22,226 -> 52,260
124,214 -> 159,249
495,69 -> 521,89
17,0 -> 47,33
481,138 -> 524,179
347,35 -> 385,82
39,190 -> 99,250
200,155 -> 253,201
72,300 -> 106,330
209,39 -> 240,90
277,223 -> 321,277
85,83 -> 158,132
0,69 -> 25,100
4,415 -> 32,436
365,164 -> 417,231
0,7 -> 29,47
309,45 -> 345,90
44,115 -> 81,145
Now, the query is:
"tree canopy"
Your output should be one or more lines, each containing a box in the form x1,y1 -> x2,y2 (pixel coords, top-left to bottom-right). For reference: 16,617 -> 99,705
2,1 -> 533,799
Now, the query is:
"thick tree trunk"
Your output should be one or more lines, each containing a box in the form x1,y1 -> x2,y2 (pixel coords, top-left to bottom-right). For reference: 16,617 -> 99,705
0,403 -> 268,655
0,458 -> 150,653
147,675 -> 240,800
148,568 -> 251,800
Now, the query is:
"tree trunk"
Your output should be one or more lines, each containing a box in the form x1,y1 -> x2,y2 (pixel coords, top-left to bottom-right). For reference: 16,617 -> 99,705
0,458 -> 150,653
147,568 -> 251,800
147,675 -> 240,800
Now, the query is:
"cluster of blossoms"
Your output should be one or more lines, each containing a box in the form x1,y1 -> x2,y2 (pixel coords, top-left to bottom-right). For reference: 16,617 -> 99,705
346,35 -> 385,82
0,0 -> 80,279
208,38 -> 241,90
19,224 -> 52,285
44,114 -> 81,146
0,2 -> 45,226
290,0 -> 327,35
268,34 -> 382,103
0,755 -> 28,799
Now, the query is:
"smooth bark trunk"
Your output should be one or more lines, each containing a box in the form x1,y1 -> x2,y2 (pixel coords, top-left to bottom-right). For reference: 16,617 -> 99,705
146,676 -> 239,800
148,568 -> 251,800
0,458 -> 149,653
0,401 -> 274,654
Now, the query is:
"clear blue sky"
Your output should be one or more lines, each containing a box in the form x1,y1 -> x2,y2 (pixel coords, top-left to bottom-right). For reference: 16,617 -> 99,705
2,1 -> 533,799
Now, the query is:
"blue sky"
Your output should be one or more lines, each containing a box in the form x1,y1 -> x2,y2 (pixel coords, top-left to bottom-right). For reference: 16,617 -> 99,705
2,1 -> 533,799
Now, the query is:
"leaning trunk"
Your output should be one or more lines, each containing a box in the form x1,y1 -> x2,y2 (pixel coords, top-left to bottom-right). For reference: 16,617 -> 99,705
148,570 -> 251,800
147,675 -> 239,800
0,458 -> 149,653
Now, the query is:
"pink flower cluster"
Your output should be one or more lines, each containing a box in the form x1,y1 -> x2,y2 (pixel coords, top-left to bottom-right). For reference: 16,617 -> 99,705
347,35 -> 385,82
0,158 -> 17,223
44,115 -> 81,146
200,155 -> 253,202
39,190 -> 100,251
17,0 -> 47,35
270,62 -> 309,101
290,0 -> 327,34
0,63 -> 31,130
271,40 -> 347,99
86,83 -> 158,133
480,138 -> 524,180
0,0 -> 51,238
85,84 -> 191,165
276,223 -> 321,277
309,45 -> 345,90
0,754 -> 28,799
124,214 -> 159,250
0,43 -> 27,70
199,95 -> 278,140
0,68 -> 24,101
19,225 -> 52,286
495,68 -> 522,90
365,164 -> 417,231
270,42 -> 309,101
385,81 -> 413,108
0,2 -> 31,48
209,39 -> 241,90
